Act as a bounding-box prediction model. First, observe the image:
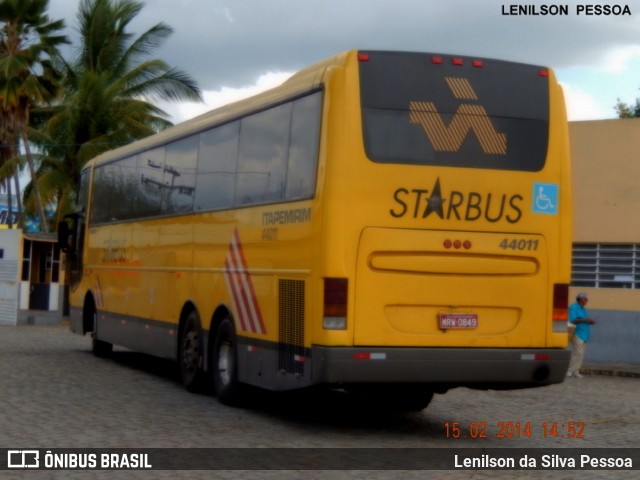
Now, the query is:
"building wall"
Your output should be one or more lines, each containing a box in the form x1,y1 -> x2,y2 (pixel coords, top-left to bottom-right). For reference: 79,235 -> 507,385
570,118 -> 640,310
0,229 -> 21,325
570,118 -> 640,243
569,119 -> 640,365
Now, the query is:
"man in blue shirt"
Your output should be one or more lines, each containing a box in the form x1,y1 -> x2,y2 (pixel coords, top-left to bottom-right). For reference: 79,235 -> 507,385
567,293 -> 596,378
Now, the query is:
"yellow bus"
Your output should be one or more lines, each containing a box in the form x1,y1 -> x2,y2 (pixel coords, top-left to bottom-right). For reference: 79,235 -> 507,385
60,50 -> 571,410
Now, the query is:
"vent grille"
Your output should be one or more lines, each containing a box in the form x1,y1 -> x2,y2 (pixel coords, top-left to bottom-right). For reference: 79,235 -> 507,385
278,279 -> 305,376
572,243 -> 640,289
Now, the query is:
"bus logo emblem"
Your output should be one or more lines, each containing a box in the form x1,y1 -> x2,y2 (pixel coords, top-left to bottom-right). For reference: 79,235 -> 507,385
409,77 -> 507,155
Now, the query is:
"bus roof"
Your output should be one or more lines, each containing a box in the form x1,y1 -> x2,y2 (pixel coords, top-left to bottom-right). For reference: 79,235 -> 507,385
85,51 -> 353,171
84,49 -> 553,172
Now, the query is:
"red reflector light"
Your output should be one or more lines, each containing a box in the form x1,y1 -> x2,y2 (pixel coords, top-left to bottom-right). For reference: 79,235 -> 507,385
535,354 -> 550,361
539,69 -> 549,78
358,53 -> 370,62
472,60 -> 484,68
353,352 -> 387,360
553,283 -> 569,321
353,352 -> 370,360
324,278 -> 348,317
431,56 -> 443,64
444,239 -> 472,249
452,58 -> 464,66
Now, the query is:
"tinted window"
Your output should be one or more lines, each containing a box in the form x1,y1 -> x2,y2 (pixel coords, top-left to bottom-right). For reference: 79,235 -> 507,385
77,170 -> 91,211
111,156 -> 138,220
90,90 -> 323,225
90,166 -> 111,224
236,103 -> 292,206
91,157 -> 137,223
137,148 -> 165,217
163,136 -> 197,214
286,93 -> 322,199
359,51 -> 549,172
194,121 -> 239,211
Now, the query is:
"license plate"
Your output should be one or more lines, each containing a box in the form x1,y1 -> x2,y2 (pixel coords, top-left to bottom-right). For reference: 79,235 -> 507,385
439,313 -> 478,329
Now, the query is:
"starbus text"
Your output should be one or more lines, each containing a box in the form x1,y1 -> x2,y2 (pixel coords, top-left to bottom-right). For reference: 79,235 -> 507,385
389,187 -> 523,224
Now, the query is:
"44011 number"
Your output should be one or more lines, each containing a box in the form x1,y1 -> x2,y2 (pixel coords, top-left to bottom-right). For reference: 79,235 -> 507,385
499,238 -> 539,251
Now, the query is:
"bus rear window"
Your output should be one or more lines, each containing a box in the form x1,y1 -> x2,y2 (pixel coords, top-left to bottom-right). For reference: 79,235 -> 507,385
359,51 -> 550,172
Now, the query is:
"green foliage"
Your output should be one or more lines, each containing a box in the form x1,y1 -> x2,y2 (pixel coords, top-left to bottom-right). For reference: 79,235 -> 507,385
9,0 -> 203,227
614,97 -> 640,118
0,0 -> 68,231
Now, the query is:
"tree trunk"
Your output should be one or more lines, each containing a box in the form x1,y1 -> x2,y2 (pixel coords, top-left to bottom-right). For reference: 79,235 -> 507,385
13,169 -> 22,227
20,128 -> 48,233
6,176 -> 13,229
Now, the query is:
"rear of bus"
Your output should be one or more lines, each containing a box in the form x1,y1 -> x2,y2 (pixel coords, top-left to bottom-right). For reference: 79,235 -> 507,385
312,50 -> 571,391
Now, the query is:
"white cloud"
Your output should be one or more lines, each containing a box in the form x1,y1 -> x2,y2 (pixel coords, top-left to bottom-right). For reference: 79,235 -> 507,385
601,45 -> 640,74
560,82 -> 613,121
214,7 -> 235,24
47,0 -> 640,125
160,71 -> 294,123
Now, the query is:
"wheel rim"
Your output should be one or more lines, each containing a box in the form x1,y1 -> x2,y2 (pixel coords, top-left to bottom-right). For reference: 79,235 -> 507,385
217,338 -> 232,386
182,328 -> 199,374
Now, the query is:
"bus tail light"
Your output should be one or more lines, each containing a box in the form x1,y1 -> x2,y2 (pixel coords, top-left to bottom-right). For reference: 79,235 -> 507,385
552,283 -> 569,332
323,278 -> 348,330
553,283 -> 569,320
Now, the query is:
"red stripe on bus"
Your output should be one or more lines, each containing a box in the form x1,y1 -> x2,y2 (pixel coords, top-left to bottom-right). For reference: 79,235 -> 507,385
224,229 -> 266,335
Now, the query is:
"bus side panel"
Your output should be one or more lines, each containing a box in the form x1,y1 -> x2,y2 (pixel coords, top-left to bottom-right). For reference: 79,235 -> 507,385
193,205 -> 317,391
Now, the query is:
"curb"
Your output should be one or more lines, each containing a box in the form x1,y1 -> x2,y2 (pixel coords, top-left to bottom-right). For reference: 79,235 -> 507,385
580,367 -> 640,378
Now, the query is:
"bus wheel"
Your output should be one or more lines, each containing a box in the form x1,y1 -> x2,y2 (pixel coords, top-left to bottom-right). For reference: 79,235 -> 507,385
179,311 -> 207,392
91,308 -> 112,357
212,317 -> 240,405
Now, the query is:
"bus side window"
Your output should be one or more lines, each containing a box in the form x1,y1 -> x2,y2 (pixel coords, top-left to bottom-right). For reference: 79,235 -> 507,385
235,102 -> 292,206
286,92 -> 322,200
194,121 -> 239,212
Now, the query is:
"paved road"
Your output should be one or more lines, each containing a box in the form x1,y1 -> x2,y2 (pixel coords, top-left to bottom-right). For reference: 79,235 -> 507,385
1,325 -> 638,480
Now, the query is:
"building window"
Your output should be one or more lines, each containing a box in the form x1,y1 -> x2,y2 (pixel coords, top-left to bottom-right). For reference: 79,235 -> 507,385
22,240 -> 31,282
572,243 -> 640,289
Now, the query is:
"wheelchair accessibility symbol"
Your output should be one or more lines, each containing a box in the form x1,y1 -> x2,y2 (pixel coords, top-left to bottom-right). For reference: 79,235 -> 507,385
533,183 -> 559,215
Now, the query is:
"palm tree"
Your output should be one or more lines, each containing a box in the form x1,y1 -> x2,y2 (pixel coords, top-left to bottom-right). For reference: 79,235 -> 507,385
34,0 -> 202,221
0,139 -> 23,227
0,0 -> 67,232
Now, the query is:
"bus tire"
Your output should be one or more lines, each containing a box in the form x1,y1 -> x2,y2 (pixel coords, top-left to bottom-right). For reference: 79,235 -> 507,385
90,307 -> 112,357
179,311 -> 208,392
212,317 -> 240,406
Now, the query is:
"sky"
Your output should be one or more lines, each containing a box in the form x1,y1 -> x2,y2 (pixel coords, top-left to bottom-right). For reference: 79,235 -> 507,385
46,0 -> 640,123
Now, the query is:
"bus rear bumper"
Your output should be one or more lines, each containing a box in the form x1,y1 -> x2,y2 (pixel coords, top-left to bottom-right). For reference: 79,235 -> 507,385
311,346 -> 571,389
